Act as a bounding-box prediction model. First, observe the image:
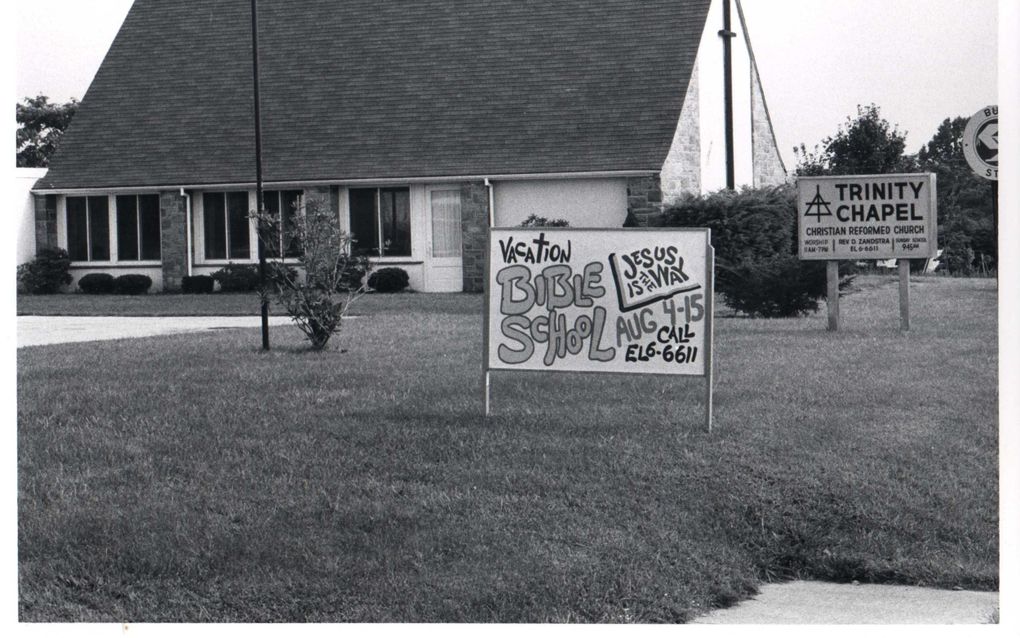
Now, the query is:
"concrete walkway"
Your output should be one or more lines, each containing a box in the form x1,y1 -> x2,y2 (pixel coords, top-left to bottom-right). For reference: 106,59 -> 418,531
692,581 -> 999,624
17,315 -> 293,347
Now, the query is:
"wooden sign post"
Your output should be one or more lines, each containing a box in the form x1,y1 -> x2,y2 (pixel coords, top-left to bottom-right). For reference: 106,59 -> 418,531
797,174 -> 937,332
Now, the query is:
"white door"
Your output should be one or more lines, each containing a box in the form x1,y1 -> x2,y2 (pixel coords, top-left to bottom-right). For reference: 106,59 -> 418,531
426,187 -> 463,292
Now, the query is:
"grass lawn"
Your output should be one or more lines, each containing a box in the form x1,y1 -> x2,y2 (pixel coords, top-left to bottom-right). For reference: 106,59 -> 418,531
16,290 -> 482,317
17,276 -> 998,622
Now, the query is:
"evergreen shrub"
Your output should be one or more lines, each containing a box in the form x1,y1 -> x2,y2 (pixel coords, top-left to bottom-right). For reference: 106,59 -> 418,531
367,267 -> 410,293
17,248 -> 73,294
77,273 -> 116,294
212,263 -> 260,292
182,275 -> 215,294
660,185 -> 854,318
114,274 -> 153,295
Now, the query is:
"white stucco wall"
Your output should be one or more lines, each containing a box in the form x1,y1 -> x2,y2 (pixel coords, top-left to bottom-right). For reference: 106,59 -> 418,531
492,178 -> 629,228
16,168 -> 48,264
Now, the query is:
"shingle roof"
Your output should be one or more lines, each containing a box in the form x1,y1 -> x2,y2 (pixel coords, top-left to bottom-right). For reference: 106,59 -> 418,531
37,0 -> 711,190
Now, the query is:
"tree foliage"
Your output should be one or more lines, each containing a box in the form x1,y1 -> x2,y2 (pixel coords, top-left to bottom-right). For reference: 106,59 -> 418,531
794,104 -> 913,176
917,117 -> 996,273
16,95 -> 79,167
253,195 -> 371,350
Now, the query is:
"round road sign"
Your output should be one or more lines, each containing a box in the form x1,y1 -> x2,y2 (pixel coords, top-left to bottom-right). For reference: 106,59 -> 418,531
962,105 -> 998,180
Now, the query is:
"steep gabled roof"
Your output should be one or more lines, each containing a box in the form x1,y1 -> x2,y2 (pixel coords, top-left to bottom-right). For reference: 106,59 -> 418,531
37,0 -> 711,190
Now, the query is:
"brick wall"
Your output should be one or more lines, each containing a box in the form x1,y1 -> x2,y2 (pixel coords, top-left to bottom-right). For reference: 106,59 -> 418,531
625,175 -> 663,227
33,194 -> 58,250
460,181 -> 489,293
159,191 -> 189,292
660,63 -> 702,202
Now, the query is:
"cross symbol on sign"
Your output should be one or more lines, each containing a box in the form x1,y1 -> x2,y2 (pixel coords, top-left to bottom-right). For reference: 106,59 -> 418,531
977,122 -> 998,163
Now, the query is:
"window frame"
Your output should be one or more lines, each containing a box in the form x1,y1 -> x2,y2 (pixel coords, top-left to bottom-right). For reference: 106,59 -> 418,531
262,190 -> 305,260
200,191 -> 254,263
64,195 -> 112,263
115,193 -> 162,263
348,186 -> 412,259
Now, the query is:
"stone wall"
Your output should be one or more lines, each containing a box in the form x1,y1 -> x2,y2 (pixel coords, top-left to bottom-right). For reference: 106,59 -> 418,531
460,181 -> 489,293
159,191 -> 189,292
750,63 -> 788,188
625,175 -> 663,227
33,194 -> 58,250
660,63 -> 702,202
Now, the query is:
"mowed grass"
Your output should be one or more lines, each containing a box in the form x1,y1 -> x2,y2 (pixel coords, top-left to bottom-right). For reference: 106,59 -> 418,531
16,290 -> 481,317
17,276 -> 998,622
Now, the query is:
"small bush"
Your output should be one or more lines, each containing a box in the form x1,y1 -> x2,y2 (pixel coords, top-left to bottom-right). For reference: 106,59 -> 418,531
520,214 -> 570,228
78,273 -> 116,295
17,248 -> 73,294
336,266 -> 366,292
368,267 -> 410,293
114,274 -> 153,295
182,275 -> 215,294
719,255 -> 829,318
212,263 -> 260,292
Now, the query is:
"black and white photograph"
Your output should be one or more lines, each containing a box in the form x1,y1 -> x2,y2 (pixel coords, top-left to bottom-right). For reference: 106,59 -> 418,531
10,0 -> 1017,630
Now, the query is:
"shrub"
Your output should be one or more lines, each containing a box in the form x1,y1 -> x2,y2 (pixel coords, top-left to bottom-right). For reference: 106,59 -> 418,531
367,267 -> 410,293
114,274 -> 153,295
520,214 -> 570,228
718,255 -> 829,318
336,266 -> 366,292
17,248 -> 73,294
182,275 -> 215,294
77,272 -> 116,294
660,185 -> 854,318
253,195 -> 372,350
212,263 -> 260,292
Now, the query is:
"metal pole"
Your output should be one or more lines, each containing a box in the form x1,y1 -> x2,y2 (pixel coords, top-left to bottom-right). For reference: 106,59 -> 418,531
251,0 -> 269,350
719,0 -> 736,190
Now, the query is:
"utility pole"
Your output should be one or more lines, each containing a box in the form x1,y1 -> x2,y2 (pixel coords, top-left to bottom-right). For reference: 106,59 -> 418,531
251,0 -> 269,350
719,0 -> 736,190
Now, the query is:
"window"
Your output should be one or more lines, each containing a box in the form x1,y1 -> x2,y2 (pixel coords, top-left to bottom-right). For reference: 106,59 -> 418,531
116,194 -> 161,261
203,192 -> 251,260
263,190 -> 303,258
66,196 -> 110,261
349,187 -> 411,257
430,190 -> 462,258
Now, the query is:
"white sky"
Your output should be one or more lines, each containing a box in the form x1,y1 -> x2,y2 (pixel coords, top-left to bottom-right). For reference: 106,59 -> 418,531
14,0 -> 1003,170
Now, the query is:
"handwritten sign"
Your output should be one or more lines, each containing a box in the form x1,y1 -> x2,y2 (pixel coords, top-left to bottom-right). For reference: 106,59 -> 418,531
797,173 -> 937,260
486,228 -> 712,376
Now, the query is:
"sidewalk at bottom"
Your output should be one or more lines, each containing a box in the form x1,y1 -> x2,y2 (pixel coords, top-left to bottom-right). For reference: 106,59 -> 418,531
692,580 -> 998,624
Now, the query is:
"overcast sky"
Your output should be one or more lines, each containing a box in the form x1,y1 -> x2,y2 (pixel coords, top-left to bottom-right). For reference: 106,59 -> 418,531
14,0 -> 1003,170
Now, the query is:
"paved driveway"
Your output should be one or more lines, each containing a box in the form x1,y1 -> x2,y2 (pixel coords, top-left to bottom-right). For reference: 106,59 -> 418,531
17,315 -> 293,347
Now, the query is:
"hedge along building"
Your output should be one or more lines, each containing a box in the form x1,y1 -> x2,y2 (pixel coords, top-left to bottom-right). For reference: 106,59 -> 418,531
31,0 -> 786,293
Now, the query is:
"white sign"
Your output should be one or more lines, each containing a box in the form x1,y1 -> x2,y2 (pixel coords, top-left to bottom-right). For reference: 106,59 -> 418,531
797,173 -> 937,260
486,228 -> 713,376
963,105 -> 998,180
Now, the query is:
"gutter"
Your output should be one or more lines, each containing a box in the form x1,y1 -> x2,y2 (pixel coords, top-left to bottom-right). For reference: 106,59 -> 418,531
30,169 -> 658,196
484,178 -> 495,227
180,188 -> 193,277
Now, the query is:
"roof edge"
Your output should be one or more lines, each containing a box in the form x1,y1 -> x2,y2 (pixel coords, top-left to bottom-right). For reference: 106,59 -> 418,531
32,169 -> 661,194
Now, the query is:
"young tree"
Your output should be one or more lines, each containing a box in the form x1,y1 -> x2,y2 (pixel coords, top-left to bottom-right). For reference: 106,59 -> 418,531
794,104 -> 913,176
252,195 -> 371,350
16,95 -> 79,167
